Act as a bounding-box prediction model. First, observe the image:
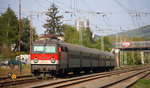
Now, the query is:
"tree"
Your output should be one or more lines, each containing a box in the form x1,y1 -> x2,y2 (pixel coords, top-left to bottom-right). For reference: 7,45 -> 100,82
92,36 -> 112,51
103,36 -> 112,51
43,3 -> 63,35
82,28 -> 93,48
20,18 -> 38,52
94,39 -> 101,50
62,24 -> 80,44
0,7 -> 18,45
0,7 -> 39,59
0,7 -> 18,59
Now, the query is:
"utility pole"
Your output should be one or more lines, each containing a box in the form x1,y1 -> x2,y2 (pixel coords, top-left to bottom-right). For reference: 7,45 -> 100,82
18,0 -> 21,52
18,0 -> 22,75
80,30 -> 83,45
116,34 -> 118,47
97,30 -> 104,51
101,36 -> 104,51
30,13 -> 33,54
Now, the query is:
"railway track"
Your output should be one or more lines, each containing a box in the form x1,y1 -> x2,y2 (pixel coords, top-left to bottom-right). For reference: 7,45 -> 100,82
0,74 -> 56,88
30,67 -> 149,88
101,69 -> 150,88
0,66 -> 149,88
0,75 -> 38,88
0,74 -> 32,81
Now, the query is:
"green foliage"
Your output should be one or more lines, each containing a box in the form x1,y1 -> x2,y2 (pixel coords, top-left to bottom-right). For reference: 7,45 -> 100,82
43,3 -> 63,35
20,18 -> 38,52
94,39 -> 101,50
93,36 -> 112,51
20,18 -> 30,52
0,7 -> 18,45
103,36 -> 112,51
133,51 -> 142,64
123,51 -> 142,65
81,28 -> 93,48
130,37 -> 150,41
62,24 -> 80,44
126,52 -> 134,65
0,7 -> 38,59
145,54 -> 150,64
0,7 -> 18,59
22,64 -> 30,69
62,24 -> 113,52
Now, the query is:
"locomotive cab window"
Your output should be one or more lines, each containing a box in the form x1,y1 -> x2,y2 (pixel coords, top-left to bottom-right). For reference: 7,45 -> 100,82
45,46 -> 56,53
33,45 -> 56,54
33,46 -> 44,53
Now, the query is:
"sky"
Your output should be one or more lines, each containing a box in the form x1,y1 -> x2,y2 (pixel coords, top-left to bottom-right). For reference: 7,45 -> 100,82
0,0 -> 150,36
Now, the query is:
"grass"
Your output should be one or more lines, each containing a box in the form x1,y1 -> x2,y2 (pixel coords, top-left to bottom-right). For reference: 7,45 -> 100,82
0,65 -> 31,77
113,65 -> 141,70
114,64 -> 149,71
132,79 -> 150,88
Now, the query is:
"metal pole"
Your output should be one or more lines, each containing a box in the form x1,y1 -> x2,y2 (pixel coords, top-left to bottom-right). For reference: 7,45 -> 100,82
101,36 -> 104,51
18,0 -> 22,75
30,13 -> 33,54
116,34 -> 118,48
97,30 -> 104,51
18,0 -> 21,52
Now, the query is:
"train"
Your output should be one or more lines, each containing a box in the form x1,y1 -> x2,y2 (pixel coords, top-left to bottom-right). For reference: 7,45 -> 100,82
30,36 -> 115,76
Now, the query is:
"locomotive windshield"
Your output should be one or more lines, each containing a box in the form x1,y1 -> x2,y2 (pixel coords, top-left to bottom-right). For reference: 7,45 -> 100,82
33,45 -> 56,54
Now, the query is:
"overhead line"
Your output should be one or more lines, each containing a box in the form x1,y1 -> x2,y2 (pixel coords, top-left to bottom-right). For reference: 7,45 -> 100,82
33,0 -> 47,9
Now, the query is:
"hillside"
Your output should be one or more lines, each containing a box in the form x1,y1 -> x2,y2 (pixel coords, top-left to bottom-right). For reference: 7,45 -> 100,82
112,25 -> 150,38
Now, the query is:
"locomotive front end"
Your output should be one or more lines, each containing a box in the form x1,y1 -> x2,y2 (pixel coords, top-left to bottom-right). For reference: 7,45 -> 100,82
30,38 -> 61,76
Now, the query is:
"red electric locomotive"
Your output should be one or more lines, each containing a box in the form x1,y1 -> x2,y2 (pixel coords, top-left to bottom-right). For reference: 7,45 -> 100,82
30,36 -> 62,76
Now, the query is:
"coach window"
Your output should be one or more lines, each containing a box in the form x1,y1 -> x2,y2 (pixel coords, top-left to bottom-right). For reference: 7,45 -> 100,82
62,47 -> 68,52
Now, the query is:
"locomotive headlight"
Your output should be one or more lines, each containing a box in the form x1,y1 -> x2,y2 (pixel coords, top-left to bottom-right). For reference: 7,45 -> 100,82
51,58 -> 56,63
33,58 -> 38,63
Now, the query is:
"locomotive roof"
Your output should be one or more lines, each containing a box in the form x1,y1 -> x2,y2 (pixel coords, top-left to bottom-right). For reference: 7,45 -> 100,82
33,38 -> 61,45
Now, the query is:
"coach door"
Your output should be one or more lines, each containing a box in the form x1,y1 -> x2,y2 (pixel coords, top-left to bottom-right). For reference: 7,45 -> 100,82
59,46 -> 68,69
